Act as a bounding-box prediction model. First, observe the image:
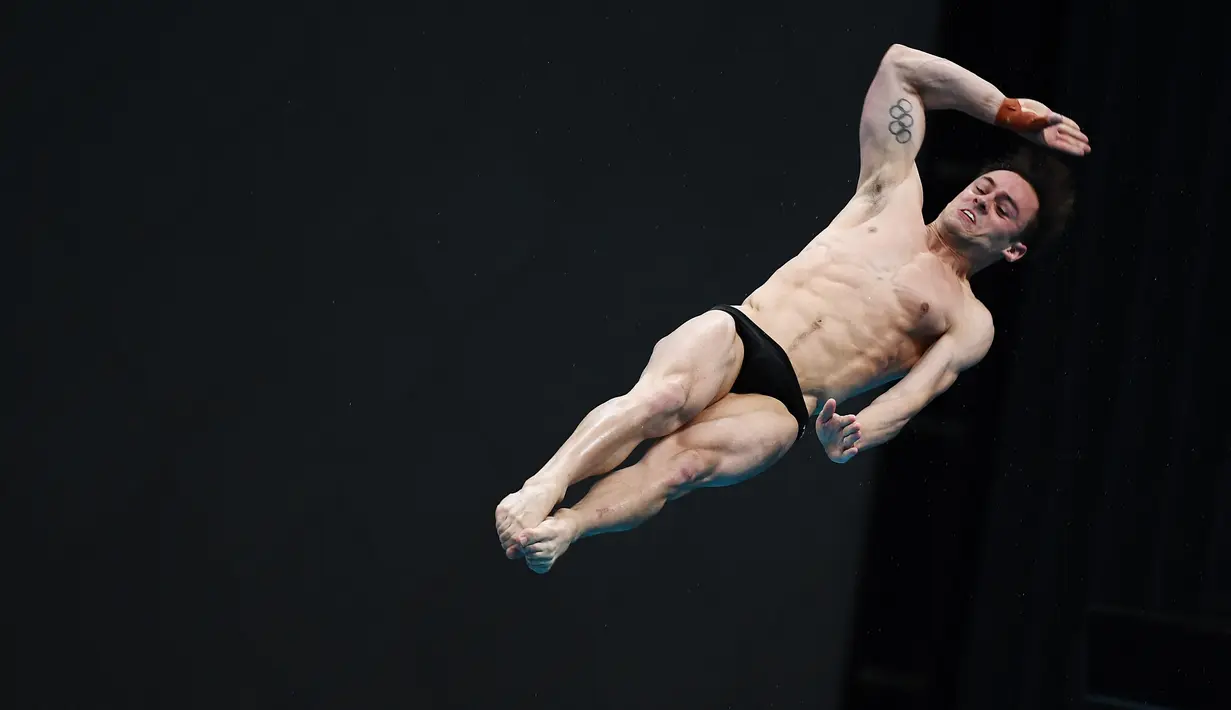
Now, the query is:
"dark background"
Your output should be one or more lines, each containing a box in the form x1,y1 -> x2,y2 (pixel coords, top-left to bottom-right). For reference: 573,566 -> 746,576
10,1 -> 1229,708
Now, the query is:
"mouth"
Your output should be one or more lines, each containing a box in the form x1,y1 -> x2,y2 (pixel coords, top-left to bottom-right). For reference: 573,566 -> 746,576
961,208 -> 976,224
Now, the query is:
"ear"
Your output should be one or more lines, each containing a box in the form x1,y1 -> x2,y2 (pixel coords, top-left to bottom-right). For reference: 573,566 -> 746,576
1003,242 -> 1028,262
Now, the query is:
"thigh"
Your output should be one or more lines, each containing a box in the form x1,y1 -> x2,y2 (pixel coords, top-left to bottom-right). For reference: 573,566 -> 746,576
647,392 -> 800,494
636,310 -> 744,414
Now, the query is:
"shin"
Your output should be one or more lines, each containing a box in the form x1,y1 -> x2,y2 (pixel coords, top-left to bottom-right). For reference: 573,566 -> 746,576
561,448 -> 711,539
529,379 -> 690,490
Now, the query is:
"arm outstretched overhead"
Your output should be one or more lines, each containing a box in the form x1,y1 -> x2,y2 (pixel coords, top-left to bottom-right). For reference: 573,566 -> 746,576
856,44 -> 1090,194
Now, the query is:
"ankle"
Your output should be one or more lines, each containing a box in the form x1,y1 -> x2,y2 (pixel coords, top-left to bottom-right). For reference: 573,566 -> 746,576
524,475 -> 564,493
552,508 -> 587,540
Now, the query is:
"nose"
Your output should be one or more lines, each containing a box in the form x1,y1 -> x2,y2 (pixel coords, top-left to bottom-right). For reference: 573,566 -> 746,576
973,196 -> 988,213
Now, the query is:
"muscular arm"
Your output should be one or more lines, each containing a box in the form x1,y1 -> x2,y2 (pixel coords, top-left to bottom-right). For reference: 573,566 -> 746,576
844,303 -> 994,452
855,44 -> 1008,192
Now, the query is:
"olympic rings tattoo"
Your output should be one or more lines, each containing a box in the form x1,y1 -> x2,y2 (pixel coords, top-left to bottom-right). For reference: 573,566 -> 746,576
888,98 -> 914,144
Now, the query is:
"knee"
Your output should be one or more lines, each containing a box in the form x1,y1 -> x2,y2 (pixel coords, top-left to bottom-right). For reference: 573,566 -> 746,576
664,449 -> 713,498
630,378 -> 689,423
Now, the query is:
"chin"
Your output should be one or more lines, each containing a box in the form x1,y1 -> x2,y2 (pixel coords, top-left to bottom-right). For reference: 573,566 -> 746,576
945,210 -> 971,236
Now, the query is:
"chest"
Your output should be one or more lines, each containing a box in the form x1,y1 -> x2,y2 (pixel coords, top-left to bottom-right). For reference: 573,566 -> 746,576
886,259 -> 957,336
796,230 -> 964,335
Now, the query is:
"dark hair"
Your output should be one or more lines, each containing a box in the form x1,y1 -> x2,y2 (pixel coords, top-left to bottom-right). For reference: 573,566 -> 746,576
979,144 -> 1075,255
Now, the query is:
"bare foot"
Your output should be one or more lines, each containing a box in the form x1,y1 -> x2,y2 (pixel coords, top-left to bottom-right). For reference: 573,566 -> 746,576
517,512 -> 581,574
495,481 -> 564,558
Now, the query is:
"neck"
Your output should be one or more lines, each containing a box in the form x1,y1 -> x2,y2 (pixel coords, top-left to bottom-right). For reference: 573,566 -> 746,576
924,221 -> 977,278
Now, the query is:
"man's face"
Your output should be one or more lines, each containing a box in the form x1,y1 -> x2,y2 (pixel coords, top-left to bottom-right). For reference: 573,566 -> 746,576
941,170 -> 1040,262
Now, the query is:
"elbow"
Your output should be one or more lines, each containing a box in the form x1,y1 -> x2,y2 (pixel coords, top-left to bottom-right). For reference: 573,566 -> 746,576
879,44 -> 924,91
882,43 -> 913,65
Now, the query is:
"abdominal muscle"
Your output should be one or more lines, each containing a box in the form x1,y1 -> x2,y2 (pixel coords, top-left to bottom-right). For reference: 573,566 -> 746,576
736,227 -> 957,411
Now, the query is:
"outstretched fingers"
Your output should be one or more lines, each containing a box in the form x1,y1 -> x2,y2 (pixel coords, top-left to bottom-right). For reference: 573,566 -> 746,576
1059,127 -> 1091,154
1060,123 -> 1088,142
1057,114 -> 1081,131
1044,115 -> 1091,156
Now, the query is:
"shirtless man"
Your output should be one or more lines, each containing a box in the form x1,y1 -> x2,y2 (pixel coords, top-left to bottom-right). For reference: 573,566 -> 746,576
495,44 -> 1090,573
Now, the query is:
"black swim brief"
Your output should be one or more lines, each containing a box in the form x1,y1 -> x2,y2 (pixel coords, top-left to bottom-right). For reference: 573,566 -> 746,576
709,305 -> 811,441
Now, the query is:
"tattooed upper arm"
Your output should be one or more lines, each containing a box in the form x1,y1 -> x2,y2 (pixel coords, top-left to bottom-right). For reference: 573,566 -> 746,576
856,45 -> 926,194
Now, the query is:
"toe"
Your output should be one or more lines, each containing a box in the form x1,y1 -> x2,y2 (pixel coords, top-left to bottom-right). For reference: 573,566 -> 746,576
518,526 -> 552,547
521,520 -> 560,545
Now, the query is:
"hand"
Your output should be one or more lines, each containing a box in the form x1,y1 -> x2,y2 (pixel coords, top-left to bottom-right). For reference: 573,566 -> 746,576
1015,98 -> 1091,156
816,398 -> 861,463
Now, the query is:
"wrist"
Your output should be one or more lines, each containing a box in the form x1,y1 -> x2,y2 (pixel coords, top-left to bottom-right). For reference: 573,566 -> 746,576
994,97 -> 1050,132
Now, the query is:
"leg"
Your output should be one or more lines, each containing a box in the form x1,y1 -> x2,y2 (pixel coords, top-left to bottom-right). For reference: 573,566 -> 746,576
516,393 -> 799,574
495,310 -> 744,555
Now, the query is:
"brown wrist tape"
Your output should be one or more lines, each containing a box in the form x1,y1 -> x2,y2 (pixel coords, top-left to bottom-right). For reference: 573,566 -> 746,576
995,98 -> 1051,132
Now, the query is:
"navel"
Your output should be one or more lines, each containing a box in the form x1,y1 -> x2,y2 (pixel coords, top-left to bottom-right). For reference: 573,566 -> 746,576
920,302 -> 930,314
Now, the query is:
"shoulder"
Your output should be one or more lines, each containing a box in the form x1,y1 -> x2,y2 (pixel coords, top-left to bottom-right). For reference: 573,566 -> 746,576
949,295 -> 994,366
959,296 -> 993,332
